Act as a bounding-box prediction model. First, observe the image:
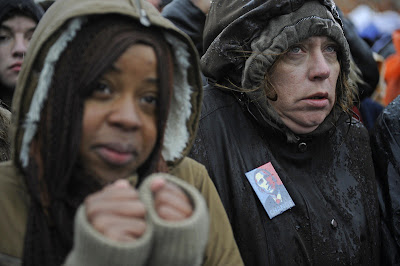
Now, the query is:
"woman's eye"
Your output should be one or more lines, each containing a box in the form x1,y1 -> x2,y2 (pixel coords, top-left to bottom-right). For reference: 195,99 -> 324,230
96,82 -> 111,93
287,46 -> 302,54
141,95 -> 158,105
325,44 -> 338,53
90,82 -> 113,99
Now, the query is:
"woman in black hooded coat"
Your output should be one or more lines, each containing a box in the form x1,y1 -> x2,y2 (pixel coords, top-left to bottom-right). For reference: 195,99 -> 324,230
189,0 -> 383,265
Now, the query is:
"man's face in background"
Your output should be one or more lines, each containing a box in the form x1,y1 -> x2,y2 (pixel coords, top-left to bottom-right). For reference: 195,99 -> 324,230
0,15 -> 36,90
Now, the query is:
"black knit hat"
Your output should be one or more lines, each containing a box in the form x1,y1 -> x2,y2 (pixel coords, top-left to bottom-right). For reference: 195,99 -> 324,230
0,0 -> 44,24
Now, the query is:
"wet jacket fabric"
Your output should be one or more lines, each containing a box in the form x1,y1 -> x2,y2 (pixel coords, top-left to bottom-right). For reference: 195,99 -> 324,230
371,95 -> 400,263
0,0 -> 243,265
189,0 -> 381,265
190,86 -> 380,265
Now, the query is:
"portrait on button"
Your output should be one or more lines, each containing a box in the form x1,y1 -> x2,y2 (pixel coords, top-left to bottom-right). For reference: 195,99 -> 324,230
246,162 -> 295,219
254,169 -> 288,205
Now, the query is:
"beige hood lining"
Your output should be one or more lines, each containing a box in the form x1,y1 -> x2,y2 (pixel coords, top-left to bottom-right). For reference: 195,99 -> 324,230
20,17 -> 85,167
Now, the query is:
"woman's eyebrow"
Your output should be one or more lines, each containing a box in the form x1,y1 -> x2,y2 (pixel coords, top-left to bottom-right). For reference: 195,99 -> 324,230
146,77 -> 158,82
107,64 -> 159,83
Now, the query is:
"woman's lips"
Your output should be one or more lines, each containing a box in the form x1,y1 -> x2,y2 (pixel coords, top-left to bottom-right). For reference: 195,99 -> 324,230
303,98 -> 329,108
303,93 -> 329,108
95,145 -> 135,166
9,63 -> 22,72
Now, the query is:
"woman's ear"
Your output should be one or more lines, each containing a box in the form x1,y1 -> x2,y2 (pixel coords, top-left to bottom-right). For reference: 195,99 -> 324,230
264,81 -> 278,101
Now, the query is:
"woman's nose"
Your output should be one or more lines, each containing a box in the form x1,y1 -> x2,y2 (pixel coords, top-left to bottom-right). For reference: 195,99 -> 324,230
308,51 -> 331,81
108,98 -> 142,130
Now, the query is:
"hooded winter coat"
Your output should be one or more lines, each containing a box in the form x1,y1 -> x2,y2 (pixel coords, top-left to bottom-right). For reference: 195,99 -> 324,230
189,0 -> 381,265
0,0 -> 243,265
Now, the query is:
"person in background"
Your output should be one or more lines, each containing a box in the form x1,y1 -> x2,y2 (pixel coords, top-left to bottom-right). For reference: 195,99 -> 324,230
336,7 -> 384,131
162,0 -> 211,57
189,0 -> 385,264
337,7 -> 380,101
383,29 -> 400,106
370,95 -> 400,264
0,0 -> 243,265
0,0 -> 43,110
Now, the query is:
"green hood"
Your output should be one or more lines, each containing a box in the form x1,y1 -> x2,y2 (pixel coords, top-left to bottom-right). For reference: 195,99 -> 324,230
11,0 -> 203,169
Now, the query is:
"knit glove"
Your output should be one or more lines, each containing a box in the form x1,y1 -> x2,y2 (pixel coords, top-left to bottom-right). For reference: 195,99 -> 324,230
63,204 -> 153,266
139,173 -> 209,266
64,173 -> 209,266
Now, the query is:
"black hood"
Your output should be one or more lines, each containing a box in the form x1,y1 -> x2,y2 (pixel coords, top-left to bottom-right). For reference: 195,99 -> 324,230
201,0 -> 342,85
201,0 -> 352,143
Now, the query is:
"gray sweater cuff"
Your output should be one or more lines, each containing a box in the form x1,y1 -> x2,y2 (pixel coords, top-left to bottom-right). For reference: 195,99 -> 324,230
64,205 -> 153,266
139,173 -> 209,266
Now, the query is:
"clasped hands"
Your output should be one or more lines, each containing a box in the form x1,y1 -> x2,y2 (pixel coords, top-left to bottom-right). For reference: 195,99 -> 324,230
85,177 -> 193,242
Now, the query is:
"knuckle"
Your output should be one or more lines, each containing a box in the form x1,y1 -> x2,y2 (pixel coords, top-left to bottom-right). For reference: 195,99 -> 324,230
136,220 -> 147,234
91,218 -> 107,234
84,194 -> 96,206
155,191 -> 170,204
135,202 -> 147,216
85,204 -> 98,220
157,205 -> 174,219
92,214 -> 115,232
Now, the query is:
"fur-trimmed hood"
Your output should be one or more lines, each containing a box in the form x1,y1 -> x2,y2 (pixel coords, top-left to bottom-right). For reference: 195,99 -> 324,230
11,0 -> 203,169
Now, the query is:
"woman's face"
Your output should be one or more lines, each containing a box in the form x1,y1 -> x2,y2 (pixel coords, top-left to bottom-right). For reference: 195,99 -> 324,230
80,44 -> 158,184
268,36 -> 340,134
